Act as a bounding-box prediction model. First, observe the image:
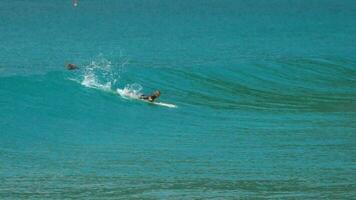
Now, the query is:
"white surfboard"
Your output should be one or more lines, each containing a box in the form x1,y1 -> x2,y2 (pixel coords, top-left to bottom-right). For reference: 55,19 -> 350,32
117,88 -> 177,108
150,101 -> 177,108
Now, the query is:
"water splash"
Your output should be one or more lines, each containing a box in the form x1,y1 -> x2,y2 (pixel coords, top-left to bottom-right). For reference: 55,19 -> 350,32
82,72 -> 112,91
80,53 -> 128,92
117,83 -> 143,99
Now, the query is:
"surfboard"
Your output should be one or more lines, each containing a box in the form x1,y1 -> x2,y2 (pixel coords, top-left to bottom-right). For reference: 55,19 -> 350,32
117,89 -> 177,108
150,102 -> 177,108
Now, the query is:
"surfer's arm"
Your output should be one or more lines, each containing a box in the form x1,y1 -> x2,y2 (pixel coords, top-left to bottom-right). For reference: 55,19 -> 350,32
140,95 -> 151,101
140,95 -> 155,102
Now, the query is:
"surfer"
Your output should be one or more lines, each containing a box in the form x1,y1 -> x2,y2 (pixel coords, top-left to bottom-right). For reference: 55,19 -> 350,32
66,63 -> 77,70
139,90 -> 161,102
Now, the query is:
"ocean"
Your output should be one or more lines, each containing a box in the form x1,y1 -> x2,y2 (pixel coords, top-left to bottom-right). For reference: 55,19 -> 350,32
0,0 -> 355,199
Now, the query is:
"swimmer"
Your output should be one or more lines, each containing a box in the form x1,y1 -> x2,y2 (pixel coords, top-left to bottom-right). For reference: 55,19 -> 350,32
66,63 -> 77,70
139,90 -> 161,102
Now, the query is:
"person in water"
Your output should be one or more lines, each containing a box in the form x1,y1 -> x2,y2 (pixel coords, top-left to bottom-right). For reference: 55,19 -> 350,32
139,90 -> 161,102
66,63 -> 77,70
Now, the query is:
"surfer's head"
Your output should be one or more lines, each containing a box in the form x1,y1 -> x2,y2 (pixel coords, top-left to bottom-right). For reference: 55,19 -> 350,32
154,90 -> 161,97
66,63 -> 77,70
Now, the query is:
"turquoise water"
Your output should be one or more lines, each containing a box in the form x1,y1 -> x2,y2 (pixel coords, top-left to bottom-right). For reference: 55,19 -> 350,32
1,0 -> 356,199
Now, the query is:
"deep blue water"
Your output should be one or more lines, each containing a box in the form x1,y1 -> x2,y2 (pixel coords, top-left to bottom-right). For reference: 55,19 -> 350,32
1,0 -> 356,199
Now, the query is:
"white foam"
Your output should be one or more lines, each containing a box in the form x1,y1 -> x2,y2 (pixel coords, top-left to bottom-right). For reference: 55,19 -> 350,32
116,83 -> 143,99
82,73 -> 112,91
78,54 -> 126,93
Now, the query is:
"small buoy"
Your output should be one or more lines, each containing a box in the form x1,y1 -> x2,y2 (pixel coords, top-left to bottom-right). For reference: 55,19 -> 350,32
73,0 -> 78,7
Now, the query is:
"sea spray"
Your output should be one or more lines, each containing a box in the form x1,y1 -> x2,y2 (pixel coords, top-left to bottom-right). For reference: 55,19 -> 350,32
80,53 -> 128,92
70,53 -> 148,99
116,83 -> 143,99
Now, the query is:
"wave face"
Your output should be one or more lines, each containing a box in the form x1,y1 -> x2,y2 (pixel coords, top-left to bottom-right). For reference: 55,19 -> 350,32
1,0 -> 356,199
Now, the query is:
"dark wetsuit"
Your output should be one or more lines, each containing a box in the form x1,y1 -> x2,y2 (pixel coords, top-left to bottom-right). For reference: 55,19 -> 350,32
140,94 -> 158,102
